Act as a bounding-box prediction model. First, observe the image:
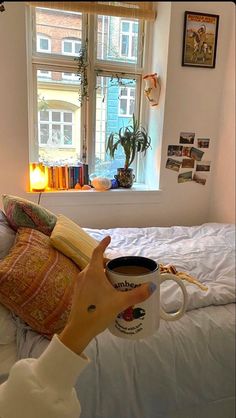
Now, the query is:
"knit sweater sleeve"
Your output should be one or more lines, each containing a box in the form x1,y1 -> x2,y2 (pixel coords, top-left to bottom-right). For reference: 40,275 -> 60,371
0,335 -> 89,418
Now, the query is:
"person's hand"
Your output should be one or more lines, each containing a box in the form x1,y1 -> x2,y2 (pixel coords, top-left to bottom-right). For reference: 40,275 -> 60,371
59,236 -> 156,355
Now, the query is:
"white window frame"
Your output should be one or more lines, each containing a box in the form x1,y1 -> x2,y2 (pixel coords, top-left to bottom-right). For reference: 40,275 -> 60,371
28,7 -> 146,180
62,38 -> 82,56
62,72 -> 79,81
120,20 -> 138,60
37,34 -> 51,53
38,109 -> 74,148
118,86 -> 135,117
38,70 -> 52,78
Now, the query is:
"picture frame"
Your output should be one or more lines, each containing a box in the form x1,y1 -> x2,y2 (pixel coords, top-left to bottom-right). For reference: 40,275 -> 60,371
182,11 -> 219,68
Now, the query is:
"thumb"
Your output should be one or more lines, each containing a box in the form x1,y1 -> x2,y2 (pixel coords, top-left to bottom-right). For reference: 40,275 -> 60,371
118,282 -> 157,312
91,236 -> 111,267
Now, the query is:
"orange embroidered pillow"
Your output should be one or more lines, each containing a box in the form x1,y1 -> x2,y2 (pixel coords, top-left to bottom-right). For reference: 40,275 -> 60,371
0,228 -> 80,337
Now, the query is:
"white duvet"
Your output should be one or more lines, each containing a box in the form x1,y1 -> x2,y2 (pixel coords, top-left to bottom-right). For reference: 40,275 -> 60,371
85,223 -> 235,313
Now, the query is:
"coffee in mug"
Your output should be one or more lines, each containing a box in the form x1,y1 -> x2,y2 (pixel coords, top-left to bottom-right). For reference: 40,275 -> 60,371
106,256 -> 188,340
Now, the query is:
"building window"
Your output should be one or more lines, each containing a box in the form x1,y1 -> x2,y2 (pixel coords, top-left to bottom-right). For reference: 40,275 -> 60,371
38,70 -> 52,78
120,20 -> 138,59
118,87 -> 135,117
29,7 -> 145,179
62,38 -> 81,56
37,34 -> 51,53
38,110 -> 74,147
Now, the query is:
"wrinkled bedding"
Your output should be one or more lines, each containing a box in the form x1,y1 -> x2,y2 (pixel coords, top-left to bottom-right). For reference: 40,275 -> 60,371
11,223 -> 236,417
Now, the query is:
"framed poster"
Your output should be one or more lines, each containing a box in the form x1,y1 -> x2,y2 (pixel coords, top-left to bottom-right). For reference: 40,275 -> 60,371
182,11 -> 219,68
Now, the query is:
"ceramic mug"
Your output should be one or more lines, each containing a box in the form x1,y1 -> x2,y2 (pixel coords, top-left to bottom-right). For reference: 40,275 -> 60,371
106,256 -> 188,340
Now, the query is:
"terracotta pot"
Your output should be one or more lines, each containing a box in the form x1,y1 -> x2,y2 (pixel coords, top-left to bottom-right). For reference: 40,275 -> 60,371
115,168 -> 135,188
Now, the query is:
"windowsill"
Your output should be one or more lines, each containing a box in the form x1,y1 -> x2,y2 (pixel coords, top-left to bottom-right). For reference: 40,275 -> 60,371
28,183 -> 160,194
27,184 -> 162,206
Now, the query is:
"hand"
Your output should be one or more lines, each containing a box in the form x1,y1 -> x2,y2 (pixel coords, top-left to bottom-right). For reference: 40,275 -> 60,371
59,236 -> 156,354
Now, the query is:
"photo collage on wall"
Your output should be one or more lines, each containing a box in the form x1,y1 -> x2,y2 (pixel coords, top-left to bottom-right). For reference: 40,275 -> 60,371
166,132 -> 211,185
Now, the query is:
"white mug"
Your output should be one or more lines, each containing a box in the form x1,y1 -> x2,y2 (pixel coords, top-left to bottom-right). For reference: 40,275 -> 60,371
106,256 -> 188,340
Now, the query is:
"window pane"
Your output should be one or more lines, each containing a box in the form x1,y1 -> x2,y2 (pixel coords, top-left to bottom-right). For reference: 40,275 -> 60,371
75,42 -> 81,53
120,87 -> 127,96
96,15 -> 139,64
122,21 -> 130,32
131,35 -> 138,58
64,125 -> 72,145
52,111 -> 61,122
35,8 -> 82,57
119,99 -> 127,115
40,38 -> 49,50
121,35 -> 129,56
129,98 -> 135,115
40,124 -> 49,144
64,112 -> 72,122
93,75 -> 137,179
37,70 -> 81,164
63,41 -> 72,53
40,110 -> 49,121
51,125 -> 61,145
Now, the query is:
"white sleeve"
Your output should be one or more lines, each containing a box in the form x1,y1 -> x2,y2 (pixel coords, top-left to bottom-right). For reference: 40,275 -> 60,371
0,334 -> 89,418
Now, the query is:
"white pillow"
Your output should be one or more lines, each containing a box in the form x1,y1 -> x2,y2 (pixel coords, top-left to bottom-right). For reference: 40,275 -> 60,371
0,304 -> 16,345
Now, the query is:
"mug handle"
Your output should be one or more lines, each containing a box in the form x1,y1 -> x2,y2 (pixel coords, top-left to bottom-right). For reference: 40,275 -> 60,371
159,273 -> 188,321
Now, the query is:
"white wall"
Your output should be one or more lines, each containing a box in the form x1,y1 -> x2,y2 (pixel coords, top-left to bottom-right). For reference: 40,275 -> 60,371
208,11 -> 235,224
0,2 -> 234,228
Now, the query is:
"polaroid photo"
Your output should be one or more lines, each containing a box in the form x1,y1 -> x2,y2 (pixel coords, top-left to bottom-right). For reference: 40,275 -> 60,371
166,158 -> 182,172
167,145 -> 183,157
182,146 -> 192,157
197,138 -> 210,148
182,158 -> 195,168
179,132 -> 195,144
178,171 -> 193,183
190,147 -> 204,161
196,161 -> 211,172
193,172 -> 207,185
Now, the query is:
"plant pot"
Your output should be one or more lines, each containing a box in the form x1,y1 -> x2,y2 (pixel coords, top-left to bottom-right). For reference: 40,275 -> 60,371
115,168 -> 135,188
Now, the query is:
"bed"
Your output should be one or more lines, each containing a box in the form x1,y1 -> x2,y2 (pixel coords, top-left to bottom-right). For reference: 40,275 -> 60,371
0,221 -> 235,418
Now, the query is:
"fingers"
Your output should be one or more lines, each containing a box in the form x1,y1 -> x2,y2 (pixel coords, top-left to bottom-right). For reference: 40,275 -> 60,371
91,236 -> 111,267
118,282 -> 156,311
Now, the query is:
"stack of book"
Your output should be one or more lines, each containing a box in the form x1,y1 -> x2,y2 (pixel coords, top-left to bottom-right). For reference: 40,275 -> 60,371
46,164 -> 89,190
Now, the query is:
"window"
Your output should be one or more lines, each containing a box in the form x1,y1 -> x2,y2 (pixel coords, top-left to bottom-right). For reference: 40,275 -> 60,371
38,110 -> 73,147
29,7 -> 145,180
120,20 -> 138,59
62,38 -> 81,56
38,70 -> 52,78
118,87 -> 135,117
37,34 -> 51,53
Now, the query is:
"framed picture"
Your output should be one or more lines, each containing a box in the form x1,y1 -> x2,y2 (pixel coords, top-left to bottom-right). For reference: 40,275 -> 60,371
182,11 -> 219,68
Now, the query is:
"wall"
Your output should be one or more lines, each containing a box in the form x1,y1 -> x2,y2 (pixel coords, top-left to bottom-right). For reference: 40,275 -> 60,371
208,12 -> 235,223
0,2 -> 235,228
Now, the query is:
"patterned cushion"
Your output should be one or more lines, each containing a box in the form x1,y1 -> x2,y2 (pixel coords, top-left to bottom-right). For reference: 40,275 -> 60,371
0,228 -> 80,337
50,215 -> 98,270
0,210 -> 16,260
2,194 -> 57,236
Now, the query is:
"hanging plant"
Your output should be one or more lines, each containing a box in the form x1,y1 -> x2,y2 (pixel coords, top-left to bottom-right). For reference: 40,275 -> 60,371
74,40 -> 89,107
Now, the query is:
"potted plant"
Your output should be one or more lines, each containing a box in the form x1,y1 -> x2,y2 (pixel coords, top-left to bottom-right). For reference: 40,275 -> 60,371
106,114 -> 151,188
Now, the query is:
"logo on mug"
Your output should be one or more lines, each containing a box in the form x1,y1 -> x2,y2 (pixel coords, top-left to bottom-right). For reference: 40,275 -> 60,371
118,306 -> 146,322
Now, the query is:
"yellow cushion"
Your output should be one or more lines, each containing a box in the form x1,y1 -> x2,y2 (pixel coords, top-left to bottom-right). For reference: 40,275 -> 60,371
50,215 -> 98,270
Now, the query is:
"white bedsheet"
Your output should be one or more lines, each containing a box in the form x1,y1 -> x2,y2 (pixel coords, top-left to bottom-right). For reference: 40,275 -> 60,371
85,223 -> 235,313
0,342 -> 17,375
